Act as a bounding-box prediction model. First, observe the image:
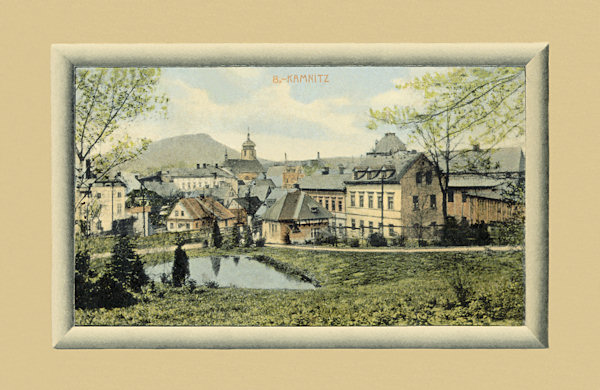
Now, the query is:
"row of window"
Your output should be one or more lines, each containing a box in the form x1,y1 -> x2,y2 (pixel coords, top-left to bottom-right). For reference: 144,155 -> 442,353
95,191 -> 123,199
173,210 -> 186,217
315,196 -> 343,212
349,192 -> 394,210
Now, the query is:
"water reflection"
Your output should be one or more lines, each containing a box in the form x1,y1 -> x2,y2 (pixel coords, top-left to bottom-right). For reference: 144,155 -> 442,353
145,256 -> 315,290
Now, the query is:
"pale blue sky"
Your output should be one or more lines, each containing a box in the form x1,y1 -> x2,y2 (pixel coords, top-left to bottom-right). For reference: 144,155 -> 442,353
124,66 -> 521,160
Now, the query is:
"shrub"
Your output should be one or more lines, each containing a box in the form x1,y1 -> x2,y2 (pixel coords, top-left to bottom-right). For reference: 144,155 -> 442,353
211,220 -> 222,248
243,225 -> 254,247
283,231 -> 291,245
75,249 -> 95,309
172,244 -> 190,287
205,280 -> 219,289
314,231 -> 338,246
368,233 -> 387,247
255,237 -> 266,247
390,235 -> 406,247
348,238 -> 360,248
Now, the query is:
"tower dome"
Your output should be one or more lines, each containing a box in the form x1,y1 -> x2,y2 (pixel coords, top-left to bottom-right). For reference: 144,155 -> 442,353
241,132 -> 257,160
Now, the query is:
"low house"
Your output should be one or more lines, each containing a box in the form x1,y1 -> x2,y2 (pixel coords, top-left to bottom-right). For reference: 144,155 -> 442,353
446,175 -> 520,225
166,197 -> 235,232
262,190 -> 332,244
229,196 -> 263,226
127,206 -> 153,236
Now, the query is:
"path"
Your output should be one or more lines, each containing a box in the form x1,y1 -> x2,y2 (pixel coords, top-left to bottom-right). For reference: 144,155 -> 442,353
91,242 -> 521,259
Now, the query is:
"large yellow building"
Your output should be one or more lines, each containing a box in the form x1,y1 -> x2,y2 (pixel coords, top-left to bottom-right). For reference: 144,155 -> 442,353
76,178 -> 128,235
345,152 -> 443,239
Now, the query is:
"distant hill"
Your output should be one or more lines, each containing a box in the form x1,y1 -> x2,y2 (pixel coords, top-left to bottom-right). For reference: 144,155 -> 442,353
119,133 -> 271,174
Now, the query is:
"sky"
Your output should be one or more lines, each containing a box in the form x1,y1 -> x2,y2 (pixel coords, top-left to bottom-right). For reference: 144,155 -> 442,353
124,66 -> 523,161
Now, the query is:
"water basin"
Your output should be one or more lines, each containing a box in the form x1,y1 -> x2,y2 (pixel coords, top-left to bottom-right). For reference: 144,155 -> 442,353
145,255 -> 315,290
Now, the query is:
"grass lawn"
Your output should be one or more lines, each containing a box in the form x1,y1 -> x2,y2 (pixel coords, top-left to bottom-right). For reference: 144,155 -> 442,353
75,247 -> 524,326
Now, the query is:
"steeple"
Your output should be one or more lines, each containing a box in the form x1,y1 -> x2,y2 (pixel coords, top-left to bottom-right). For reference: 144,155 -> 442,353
241,129 -> 257,160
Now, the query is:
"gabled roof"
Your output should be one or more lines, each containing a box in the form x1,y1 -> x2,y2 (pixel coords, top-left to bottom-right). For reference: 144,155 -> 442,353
142,181 -> 181,198
262,191 -> 332,222
298,171 -> 352,191
173,197 -> 236,221
447,146 -> 525,173
345,152 -> 423,184
447,174 -> 503,188
222,158 -> 265,174
231,196 -> 263,215
266,165 -> 286,177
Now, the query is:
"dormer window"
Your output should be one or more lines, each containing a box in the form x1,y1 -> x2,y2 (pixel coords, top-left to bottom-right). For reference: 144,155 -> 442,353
310,206 -> 318,213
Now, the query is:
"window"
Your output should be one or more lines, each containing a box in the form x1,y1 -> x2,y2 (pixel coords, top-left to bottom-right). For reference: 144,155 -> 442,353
377,193 -> 382,209
186,223 -> 190,229
462,192 -> 467,203
350,192 -> 356,207
359,220 -> 364,233
389,224 -> 395,235
359,193 -> 364,207
368,221 -> 374,233
170,222 -> 174,228
425,171 -> 432,185
368,193 -> 374,208
416,172 -> 422,184
338,199 -> 343,212
181,210 -> 185,217
387,194 -> 394,210
430,194 -> 437,209
378,222 -> 383,232
174,210 -> 178,217
448,190 -> 454,203
117,191 -> 122,198
178,223 -> 183,228
96,220 -> 102,230
413,196 -> 419,210
96,193 -> 101,199
351,219 -> 356,229
325,198 -> 329,210
117,204 -> 122,215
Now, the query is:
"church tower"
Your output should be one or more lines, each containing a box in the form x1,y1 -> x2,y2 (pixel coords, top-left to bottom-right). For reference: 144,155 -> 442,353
241,132 -> 257,160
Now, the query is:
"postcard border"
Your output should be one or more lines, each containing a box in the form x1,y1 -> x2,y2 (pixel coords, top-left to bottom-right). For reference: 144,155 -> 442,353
52,43 -> 548,349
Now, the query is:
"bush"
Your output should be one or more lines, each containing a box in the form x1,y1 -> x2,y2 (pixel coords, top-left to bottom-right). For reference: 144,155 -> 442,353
75,249 -> 95,309
368,233 -> 387,247
205,280 -> 219,289
255,237 -> 266,247
211,221 -> 222,248
348,238 -> 360,248
390,235 -> 406,247
243,226 -> 254,247
314,231 -> 338,246
172,244 -> 190,287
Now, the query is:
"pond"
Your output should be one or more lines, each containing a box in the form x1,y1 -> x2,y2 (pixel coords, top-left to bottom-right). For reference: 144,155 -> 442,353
145,255 -> 316,290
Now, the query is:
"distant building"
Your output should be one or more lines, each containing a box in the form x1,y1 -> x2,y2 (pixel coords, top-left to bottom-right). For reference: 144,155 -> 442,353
282,165 -> 305,189
76,176 -> 128,235
166,197 -> 236,232
221,133 -> 266,181
144,164 -> 238,193
298,165 -> 351,235
261,190 -> 332,244
366,132 -> 407,157
127,206 -> 152,236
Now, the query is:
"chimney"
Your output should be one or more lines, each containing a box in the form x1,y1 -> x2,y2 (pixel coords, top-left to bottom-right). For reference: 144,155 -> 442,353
338,165 -> 344,174
317,152 -> 320,159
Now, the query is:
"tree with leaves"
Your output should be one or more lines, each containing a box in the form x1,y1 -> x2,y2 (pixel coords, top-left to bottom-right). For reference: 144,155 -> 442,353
75,67 -> 168,185
368,67 -> 525,221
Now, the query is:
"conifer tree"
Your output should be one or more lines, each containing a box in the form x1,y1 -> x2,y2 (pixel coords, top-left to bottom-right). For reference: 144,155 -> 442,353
212,220 -> 223,248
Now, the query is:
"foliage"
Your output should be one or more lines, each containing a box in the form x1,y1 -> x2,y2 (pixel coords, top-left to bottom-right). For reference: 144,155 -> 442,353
348,238 -> 360,247
314,231 -> 338,246
75,249 -> 95,309
367,233 -> 387,247
368,67 -> 525,220
74,68 -> 168,185
211,221 -> 222,248
283,231 -> 291,245
255,237 -> 266,247
495,178 -> 525,245
441,218 -> 491,246
390,235 -> 406,247
172,244 -> 190,287
76,248 -> 524,326
243,225 -> 254,247
107,235 -> 149,293
229,227 -> 241,248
